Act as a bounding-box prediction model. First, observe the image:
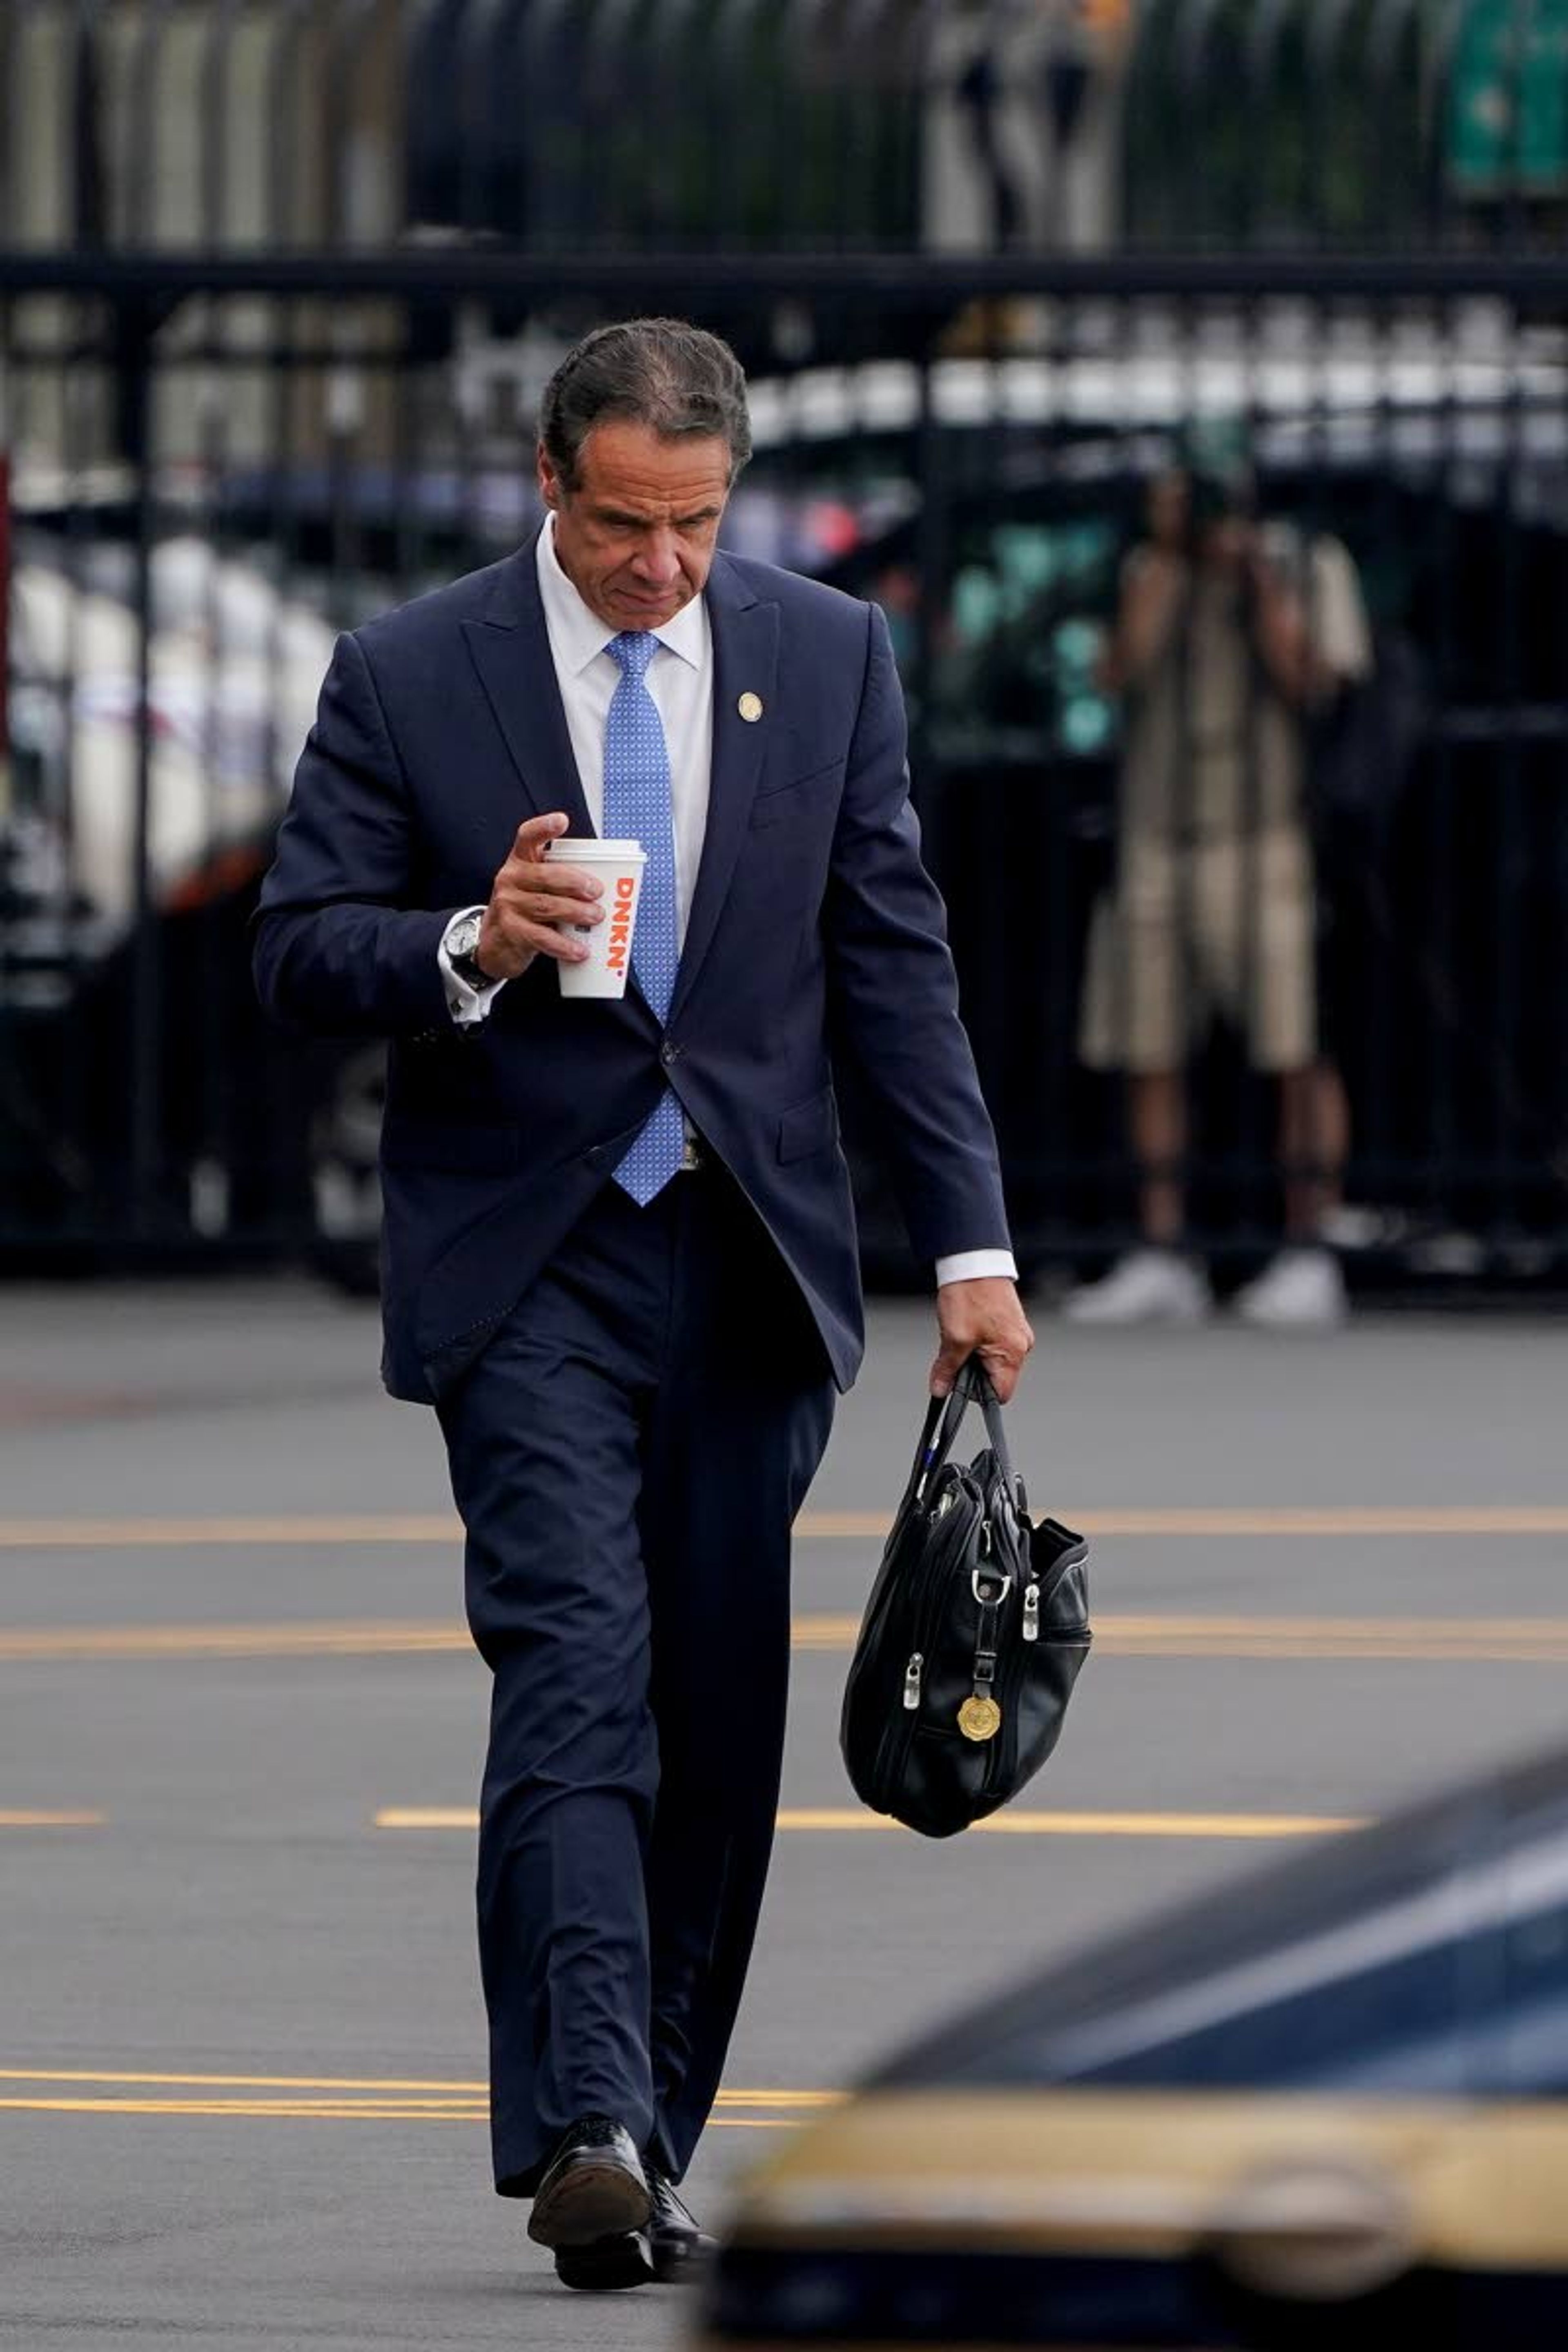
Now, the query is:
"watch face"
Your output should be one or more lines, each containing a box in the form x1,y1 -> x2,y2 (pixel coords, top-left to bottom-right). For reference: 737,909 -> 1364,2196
449,913 -> 482,960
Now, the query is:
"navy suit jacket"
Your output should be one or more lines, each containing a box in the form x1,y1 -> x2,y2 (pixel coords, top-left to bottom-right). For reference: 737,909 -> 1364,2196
254,535 -> 1010,1402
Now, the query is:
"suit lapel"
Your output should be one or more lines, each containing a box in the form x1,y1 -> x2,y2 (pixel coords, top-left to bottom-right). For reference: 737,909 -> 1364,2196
459,539 -> 595,840
671,556 -> 780,1023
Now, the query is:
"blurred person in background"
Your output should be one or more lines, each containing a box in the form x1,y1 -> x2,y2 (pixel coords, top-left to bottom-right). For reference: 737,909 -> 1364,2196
1066,463 -> 1372,1327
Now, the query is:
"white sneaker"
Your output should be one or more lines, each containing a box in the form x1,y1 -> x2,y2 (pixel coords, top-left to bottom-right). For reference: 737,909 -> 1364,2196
1231,1246 -> 1347,1328
1062,1247 -> 1212,1326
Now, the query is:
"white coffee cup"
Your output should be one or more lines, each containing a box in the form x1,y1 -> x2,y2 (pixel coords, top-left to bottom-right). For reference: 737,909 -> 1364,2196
544,837 -> 647,999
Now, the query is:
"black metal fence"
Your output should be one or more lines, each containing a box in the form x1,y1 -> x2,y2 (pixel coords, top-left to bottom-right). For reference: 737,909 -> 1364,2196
8,1 -> 1568,263
4,247 -> 1566,1291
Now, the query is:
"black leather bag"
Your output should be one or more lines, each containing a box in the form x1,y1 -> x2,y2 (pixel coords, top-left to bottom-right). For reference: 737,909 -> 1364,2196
840,1363 -> 1091,1840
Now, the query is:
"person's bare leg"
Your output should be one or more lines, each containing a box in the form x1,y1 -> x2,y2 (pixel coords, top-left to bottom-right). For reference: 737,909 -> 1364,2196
1129,1071 -> 1187,1245
1313,1060 -> 1350,1203
1065,1068 -> 1206,1321
1280,1060 -> 1348,1240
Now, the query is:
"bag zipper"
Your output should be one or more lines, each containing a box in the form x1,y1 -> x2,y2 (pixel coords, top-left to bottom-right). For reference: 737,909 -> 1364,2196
984,1568 -> 1092,1796
874,1464 -> 1013,1799
868,1477 -> 981,1800
849,1475 -> 964,1683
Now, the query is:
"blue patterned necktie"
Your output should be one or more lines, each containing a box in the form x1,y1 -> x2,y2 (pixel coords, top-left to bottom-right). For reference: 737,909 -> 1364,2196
602,630 -> 685,1205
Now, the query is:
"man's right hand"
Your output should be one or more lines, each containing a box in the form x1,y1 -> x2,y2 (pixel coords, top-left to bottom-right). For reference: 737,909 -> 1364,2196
476,813 -> 604,980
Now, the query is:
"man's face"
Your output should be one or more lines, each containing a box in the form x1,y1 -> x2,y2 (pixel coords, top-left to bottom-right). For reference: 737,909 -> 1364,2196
539,419 -> 733,633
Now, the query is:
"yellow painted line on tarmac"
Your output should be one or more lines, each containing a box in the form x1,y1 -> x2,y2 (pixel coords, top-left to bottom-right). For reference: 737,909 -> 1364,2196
0,2097 -> 485,2120
1091,1616 -> 1568,1661
2,1503 -> 1567,1549
9,1611 -> 1568,1666
0,1622 -> 472,1662
0,1514 -> 461,1549
0,2067 -> 491,2093
774,1808 -> 1362,1840
704,2117 -> 805,2129
377,1804 -> 1361,1841
800,1505 -> 1568,1539
0,2067 -> 840,2110
800,1614 -> 1568,1662
2,2105 -> 742,2135
380,1807 -> 498,1829
706,2093 -> 842,2116
0,1810 -> 105,1828
0,2066 -> 835,2127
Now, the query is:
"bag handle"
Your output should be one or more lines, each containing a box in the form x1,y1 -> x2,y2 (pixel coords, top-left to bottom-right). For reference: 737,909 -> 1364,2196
959,1357 -> 1020,1507
898,1383 -> 967,1515
897,1357 -> 1018,1517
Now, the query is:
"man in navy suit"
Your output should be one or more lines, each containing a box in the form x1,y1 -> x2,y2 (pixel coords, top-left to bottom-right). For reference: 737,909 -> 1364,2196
255,318 -> 1031,2291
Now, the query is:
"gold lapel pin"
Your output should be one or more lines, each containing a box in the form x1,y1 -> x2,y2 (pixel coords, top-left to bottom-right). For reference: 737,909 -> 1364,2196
737,691 -> 764,723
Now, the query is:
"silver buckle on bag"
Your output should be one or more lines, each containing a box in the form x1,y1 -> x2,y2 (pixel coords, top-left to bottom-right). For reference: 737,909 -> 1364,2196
972,1565 -> 1013,1606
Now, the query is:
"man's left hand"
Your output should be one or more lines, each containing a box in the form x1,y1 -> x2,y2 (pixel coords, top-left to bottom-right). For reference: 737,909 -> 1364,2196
930,1278 -> 1034,1404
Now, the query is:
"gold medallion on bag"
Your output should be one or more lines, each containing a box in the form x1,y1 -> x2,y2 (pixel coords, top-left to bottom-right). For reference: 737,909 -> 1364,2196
958,1695 -> 1002,1743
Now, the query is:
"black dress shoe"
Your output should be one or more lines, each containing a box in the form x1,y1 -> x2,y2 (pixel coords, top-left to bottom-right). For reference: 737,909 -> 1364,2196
645,2161 -> 717,2283
527,2116 -> 651,2254
553,2231 -> 656,2292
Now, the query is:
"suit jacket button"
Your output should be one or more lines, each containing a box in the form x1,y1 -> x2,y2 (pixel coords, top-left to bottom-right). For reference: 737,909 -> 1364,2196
585,1145 -> 608,1171
660,1042 -> 680,1067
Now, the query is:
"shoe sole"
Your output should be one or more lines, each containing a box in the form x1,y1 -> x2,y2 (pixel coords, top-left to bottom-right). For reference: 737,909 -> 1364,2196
650,2238 -> 711,2286
555,2232 -> 655,2291
528,2159 -> 652,2250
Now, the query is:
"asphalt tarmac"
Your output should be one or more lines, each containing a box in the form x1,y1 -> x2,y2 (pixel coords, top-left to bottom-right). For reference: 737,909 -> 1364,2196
2,1281 -> 1566,2349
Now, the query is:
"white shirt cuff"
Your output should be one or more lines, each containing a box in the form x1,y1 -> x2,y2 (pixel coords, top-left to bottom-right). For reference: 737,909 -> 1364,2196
935,1249 -> 1018,1287
439,906 -> 508,1026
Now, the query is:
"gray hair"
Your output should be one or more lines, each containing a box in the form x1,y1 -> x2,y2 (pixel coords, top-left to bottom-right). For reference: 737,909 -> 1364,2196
539,318 -> 752,490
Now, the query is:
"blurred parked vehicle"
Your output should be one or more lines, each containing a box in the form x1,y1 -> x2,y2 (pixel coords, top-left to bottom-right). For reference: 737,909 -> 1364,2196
0,525 -> 378,1278
9,533 -> 334,952
699,1741 -> 1568,2350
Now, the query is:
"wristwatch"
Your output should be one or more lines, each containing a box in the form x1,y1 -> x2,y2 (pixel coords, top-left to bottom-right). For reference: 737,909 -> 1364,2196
443,908 -> 490,991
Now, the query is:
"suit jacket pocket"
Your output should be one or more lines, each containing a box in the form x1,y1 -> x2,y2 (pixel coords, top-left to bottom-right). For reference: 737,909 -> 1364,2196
750,756 -> 846,829
381,1114 -> 520,1175
777,1085 -> 839,1164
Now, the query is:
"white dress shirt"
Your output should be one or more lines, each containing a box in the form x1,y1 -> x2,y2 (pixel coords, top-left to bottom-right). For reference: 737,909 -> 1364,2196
439,516 -> 1014,1287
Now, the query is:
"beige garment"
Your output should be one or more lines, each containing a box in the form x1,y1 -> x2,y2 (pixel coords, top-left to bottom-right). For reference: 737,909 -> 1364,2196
1080,529 -> 1368,1074
1079,825 -> 1317,1074
1114,530 -> 1372,840
1287,528 -> 1375,688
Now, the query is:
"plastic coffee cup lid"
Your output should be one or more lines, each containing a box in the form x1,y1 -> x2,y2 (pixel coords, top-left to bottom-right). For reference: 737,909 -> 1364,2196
547,837 -> 646,858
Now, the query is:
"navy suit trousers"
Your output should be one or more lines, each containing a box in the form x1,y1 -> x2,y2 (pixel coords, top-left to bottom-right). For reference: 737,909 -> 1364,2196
436,1165 -> 835,2194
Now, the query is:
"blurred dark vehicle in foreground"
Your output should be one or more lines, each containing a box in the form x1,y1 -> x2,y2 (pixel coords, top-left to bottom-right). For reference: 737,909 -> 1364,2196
699,1742 -> 1568,2350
